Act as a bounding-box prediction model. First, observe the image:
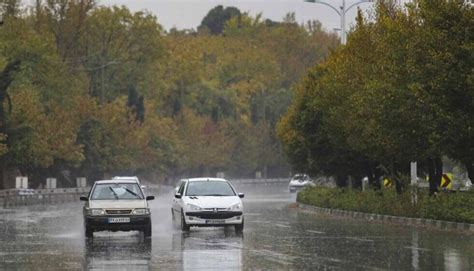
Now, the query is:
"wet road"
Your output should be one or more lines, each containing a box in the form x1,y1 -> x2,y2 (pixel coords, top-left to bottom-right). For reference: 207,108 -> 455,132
0,183 -> 473,270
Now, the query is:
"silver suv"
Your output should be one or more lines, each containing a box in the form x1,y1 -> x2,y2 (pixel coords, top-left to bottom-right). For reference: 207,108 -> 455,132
80,180 -> 155,238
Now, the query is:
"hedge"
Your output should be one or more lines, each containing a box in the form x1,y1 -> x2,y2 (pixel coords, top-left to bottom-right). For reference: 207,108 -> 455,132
297,187 -> 474,224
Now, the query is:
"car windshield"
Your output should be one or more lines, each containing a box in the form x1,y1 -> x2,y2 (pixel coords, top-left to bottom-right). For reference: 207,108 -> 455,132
293,175 -> 307,181
185,181 -> 236,196
91,183 -> 144,200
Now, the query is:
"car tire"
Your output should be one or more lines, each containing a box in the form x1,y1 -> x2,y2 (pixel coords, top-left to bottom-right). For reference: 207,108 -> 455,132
181,211 -> 190,232
85,225 -> 93,238
144,223 -> 152,237
235,219 -> 244,233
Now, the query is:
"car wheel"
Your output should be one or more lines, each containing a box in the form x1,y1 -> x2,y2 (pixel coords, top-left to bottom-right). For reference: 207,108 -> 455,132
144,223 -> 152,237
181,211 -> 190,232
235,219 -> 244,233
85,225 -> 93,238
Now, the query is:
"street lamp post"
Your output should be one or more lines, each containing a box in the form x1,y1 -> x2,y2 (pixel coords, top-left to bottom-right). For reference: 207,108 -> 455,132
304,0 -> 375,44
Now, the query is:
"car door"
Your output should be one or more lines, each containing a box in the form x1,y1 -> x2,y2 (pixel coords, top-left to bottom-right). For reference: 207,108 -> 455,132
172,180 -> 186,215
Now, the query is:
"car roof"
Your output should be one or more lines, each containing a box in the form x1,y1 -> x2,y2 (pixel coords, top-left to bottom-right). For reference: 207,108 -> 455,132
95,179 -> 139,184
113,176 -> 139,180
187,178 -> 228,182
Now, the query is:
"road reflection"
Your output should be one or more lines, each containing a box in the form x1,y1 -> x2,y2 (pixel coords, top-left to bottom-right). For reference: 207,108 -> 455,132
0,185 -> 473,270
84,233 -> 151,270
173,228 -> 243,270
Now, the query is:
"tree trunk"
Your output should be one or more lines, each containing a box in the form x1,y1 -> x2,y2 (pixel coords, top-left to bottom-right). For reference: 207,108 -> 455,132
335,175 -> 348,187
352,176 -> 363,190
0,60 -> 21,134
367,166 -> 381,190
427,157 -> 443,196
395,179 -> 402,195
0,168 -> 4,190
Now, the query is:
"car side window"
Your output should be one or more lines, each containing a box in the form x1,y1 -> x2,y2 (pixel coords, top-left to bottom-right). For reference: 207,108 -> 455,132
178,181 -> 186,195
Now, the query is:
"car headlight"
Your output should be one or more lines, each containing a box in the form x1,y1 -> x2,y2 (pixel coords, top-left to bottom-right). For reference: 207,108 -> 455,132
186,204 -> 201,211
228,203 -> 241,211
132,208 -> 150,215
90,209 -> 105,216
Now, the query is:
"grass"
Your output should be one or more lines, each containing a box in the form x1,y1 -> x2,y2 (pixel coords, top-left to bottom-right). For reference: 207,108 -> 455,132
297,187 -> 474,224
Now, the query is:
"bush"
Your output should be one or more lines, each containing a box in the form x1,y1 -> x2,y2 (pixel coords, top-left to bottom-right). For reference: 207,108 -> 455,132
297,187 -> 474,224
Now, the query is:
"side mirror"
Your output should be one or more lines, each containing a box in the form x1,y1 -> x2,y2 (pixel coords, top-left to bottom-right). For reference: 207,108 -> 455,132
141,185 -> 147,190
238,193 -> 245,198
146,196 -> 155,201
80,196 -> 88,201
174,193 -> 182,199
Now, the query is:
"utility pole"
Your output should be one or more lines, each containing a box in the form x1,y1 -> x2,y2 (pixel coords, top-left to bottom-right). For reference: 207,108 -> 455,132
304,0 -> 376,44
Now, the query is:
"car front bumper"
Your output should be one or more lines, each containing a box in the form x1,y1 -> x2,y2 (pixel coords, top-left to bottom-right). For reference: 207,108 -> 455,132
185,211 -> 243,226
84,215 -> 151,231
289,185 -> 308,190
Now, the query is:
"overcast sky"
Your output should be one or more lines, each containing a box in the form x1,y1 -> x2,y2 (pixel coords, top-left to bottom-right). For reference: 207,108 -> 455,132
95,0 -> 379,34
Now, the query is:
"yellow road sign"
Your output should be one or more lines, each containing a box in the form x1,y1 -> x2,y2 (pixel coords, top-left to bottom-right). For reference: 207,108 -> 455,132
440,173 -> 453,190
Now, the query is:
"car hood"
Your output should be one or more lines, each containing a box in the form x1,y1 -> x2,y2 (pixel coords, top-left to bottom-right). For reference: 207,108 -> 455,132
89,200 -> 147,209
290,180 -> 310,186
183,196 -> 241,209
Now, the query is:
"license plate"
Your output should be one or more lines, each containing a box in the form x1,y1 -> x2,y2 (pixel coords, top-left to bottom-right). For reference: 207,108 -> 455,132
108,217 -> 130,223
206,219 -> 225,224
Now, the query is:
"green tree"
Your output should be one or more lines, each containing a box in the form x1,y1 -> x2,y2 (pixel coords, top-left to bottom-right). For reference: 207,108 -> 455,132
78,6 -> 164,103
278,1 -> 473,194
198,5 -> 241,35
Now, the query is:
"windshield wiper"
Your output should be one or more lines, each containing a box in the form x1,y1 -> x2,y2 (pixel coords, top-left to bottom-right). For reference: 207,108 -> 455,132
123,187 -> 141,199
109,187 -> 119,199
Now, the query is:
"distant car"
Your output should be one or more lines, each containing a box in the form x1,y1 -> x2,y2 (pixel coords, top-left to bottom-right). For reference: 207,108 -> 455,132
112,176 -> 140,183
113,176 -> 147,193
289,174 -> 314,192
171,178 -> 244,233
80,179 -> 155,238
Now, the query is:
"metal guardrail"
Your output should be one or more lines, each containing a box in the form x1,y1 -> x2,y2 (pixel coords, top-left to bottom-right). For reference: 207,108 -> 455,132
0,187 -> 90,208
0,178 -> 290,208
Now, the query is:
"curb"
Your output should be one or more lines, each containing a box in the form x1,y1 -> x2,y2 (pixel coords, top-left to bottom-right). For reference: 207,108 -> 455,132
298,203 -> 474,233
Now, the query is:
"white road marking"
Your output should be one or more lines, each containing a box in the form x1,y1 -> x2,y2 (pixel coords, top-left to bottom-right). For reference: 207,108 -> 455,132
275,224 -> 291,228
346,237 -> 374,242
306,230 -> 325,234
404,246 -> 431,252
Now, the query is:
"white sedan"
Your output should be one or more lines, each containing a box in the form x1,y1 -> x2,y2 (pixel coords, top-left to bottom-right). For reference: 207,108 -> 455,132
171,178 -> 244,232
289,174 -> 315,192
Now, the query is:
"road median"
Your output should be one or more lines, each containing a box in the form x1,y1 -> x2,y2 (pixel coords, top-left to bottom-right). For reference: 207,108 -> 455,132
297,187 -> 474,233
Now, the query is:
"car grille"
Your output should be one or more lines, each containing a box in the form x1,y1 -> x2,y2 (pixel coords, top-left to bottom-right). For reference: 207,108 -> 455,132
202,208 -> 227,212
186,211 -> 242,219
106,209 -> 132,215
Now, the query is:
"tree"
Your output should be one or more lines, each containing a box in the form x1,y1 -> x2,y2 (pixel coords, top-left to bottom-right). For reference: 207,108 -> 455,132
127,85 -> 145,123
0,2 -> 343,187
410,0 -> 474,183
40,0 -> 96,61
278,1 -> 473,194
78,6 -> 164,103
175,108 -> 234,176
198,5 -> 241,35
